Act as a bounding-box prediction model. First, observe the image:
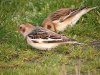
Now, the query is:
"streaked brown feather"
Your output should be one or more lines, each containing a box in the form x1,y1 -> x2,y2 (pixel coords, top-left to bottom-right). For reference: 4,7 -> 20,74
28,27 -> 76,43
48,7 -> 89,22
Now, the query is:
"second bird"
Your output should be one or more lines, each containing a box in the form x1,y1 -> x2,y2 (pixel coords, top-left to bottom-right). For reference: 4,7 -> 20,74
42,6 -> 98,32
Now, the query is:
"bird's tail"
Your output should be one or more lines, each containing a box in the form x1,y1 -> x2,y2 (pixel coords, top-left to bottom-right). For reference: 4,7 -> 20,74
64,37 -> 84,45
84,6 -> 99,12
66,41 -> 84,45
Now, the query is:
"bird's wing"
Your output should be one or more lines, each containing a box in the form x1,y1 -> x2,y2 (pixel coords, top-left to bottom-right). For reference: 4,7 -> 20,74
27,27 -> 76,43
59,7 -> 94,22
49,8 -> 76,21
50,7 -> 91,22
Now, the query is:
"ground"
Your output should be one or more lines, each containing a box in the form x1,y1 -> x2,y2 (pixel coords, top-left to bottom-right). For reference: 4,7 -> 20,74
0,0 -> 100,75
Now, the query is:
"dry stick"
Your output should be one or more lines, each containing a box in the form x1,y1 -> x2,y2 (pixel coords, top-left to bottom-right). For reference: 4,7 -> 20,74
88,69 -> 91,75
75,65 -> 80,75
48,67 -> 52,75
92,68 -> 97,75
75,60 -> 81,75
59,64 -> 67,75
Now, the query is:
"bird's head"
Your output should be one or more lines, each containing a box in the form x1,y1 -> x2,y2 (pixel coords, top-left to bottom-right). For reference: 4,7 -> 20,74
18,23 -> 35,37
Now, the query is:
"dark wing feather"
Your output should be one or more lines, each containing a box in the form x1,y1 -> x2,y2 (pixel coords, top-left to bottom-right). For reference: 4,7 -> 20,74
50,8 -> 75,21
28,27 -> 76,43
28,27 -> 48,39
49,7 -> 88,21
61,7 -> 89,22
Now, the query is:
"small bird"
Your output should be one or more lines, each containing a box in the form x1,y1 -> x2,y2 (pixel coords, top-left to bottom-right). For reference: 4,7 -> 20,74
18,23 -> 81,50
42,6 -> 98,32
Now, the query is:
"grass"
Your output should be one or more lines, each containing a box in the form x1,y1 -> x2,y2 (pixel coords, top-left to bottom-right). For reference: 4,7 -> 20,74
0,0 -> 100,75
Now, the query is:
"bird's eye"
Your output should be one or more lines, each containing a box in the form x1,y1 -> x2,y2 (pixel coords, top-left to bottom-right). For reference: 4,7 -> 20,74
20,27 -> 22,29
19,26 -> 25,32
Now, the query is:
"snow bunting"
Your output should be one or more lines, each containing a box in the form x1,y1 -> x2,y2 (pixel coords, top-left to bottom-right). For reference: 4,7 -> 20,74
42,6 -> 98,32
18,23 -> 81,50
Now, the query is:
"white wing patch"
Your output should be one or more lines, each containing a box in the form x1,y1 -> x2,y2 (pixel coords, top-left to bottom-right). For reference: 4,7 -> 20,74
31,38 -> 62,43
27,37 -> 60,50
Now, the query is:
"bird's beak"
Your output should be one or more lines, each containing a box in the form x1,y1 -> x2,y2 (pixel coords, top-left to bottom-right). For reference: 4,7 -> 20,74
15,27 -> 19,33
